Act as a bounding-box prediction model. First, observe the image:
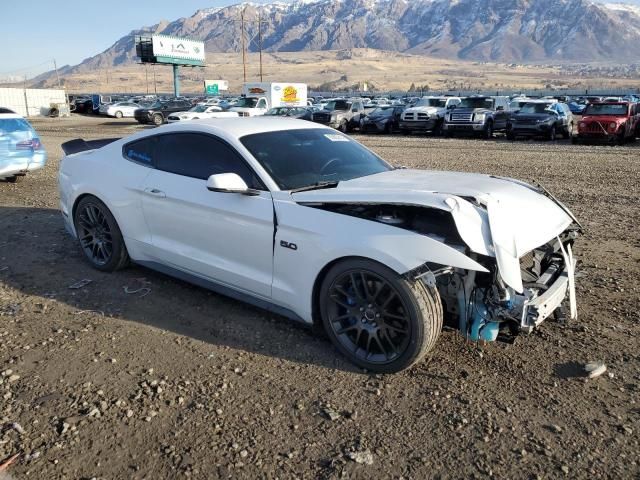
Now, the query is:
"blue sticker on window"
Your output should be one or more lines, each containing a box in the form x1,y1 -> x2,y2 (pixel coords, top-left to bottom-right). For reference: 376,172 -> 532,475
128,149 -> 151,163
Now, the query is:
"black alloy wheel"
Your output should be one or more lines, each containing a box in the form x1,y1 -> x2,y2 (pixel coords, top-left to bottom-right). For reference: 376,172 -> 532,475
74,196 -> 129,272
320,259 -> 442,373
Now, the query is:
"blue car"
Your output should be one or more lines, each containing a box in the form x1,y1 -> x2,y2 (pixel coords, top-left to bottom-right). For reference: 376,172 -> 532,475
0,113 -> 47,182
567,102 -> 586,115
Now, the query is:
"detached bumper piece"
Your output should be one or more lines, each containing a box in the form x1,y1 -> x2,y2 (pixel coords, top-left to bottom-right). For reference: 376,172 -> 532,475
520,251 -> 576,333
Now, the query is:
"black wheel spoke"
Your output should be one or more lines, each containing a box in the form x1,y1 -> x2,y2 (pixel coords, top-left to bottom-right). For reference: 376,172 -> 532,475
360,272 -> 371,298
349,273 -> 364,300
383,311 -> 406,321
335,324 -> 358,335
382,291 -> 397,310
329,294 -> 351,309
386,324 -> 409,334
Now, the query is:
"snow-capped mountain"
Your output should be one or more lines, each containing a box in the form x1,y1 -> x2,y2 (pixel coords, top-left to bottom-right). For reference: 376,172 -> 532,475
39,0 -> 640,79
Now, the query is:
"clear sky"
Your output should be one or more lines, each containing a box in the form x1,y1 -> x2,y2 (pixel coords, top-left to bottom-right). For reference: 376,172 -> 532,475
0,0 -> 272,79
1,0 -> 638,79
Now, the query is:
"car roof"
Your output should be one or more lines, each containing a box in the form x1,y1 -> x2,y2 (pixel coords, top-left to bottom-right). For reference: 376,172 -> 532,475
0,113 -> 26,120
156,117 -> 330,139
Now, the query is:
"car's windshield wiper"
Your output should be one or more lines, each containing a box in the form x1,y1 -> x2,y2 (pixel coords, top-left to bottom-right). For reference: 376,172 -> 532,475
289,181 -> 339,194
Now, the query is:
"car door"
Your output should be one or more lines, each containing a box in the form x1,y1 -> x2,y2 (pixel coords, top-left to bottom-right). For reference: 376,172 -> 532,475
494,98 -> 508,129
140,132 -> 274,298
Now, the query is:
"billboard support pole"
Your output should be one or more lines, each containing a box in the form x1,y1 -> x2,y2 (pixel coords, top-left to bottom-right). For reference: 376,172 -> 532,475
173,65 -> 180,97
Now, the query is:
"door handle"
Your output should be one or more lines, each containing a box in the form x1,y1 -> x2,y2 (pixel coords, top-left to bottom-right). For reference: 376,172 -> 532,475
144,188 -> 166,198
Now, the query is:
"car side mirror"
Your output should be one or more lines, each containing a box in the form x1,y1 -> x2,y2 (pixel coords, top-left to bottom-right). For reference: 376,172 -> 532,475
206,173 -> 260,196
447,104 -> 456,110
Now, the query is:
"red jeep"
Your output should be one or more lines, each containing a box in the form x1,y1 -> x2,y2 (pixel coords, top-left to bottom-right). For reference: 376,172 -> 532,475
574,102 -> 640,145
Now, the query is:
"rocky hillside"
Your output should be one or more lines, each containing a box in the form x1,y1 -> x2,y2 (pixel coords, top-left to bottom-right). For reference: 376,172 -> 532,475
29,0 -> 640,85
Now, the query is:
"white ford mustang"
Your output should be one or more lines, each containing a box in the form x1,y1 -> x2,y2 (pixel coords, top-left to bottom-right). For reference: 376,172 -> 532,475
58,118 -> 580,372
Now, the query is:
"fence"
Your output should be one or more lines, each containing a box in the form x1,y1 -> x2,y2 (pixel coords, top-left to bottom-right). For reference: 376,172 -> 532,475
0,87 -> 68,117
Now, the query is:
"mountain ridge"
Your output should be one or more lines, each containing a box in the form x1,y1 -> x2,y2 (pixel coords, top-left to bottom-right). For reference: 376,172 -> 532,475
26,0 -> 640,87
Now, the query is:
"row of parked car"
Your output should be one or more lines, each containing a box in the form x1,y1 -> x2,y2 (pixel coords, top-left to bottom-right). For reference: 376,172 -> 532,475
308,94 -> 640,144
73,90 -> 640,145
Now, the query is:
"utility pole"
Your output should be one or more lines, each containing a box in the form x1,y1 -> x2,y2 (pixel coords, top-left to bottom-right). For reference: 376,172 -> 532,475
53,58 -> 61,88
23,75 -> 29,117
240,6 -> 247,83
153,64 -> 157,95
258,10 -> 264,82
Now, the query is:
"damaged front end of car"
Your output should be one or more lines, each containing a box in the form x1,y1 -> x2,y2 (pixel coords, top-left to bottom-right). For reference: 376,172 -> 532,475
306,189 -> 580,343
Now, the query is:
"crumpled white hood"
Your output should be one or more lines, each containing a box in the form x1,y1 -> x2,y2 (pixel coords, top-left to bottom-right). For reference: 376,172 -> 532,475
292,169 -> 575,292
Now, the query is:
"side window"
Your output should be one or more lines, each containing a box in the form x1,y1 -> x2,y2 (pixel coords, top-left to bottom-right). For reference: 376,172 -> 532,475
257,99 -> 267,109
154,133 -> 263,188
123,136 -> 158,166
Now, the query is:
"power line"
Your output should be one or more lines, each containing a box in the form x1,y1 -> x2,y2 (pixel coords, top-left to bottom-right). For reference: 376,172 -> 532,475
0,59 -> 56,75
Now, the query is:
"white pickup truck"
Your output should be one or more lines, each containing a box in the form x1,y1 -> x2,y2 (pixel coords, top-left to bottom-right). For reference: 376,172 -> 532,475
231,83 -> 308,117
400,96 -> 461,134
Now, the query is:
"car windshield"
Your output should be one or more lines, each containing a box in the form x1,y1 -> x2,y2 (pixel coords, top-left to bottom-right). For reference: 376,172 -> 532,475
370,107 -> 393,116
189,105 -> 208,113
240,128 -> 391,190
459,98 -> 494,109
235,97 -> 259,108
416,98 -> 446,108
584,104 -> 628,116
266,108 -> 288,116
519,103 -> 555,114
0,118 -> 33,134
323,100 -> 350,111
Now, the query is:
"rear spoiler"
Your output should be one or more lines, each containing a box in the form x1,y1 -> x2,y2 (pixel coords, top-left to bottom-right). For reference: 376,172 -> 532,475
61,138 -> 120,155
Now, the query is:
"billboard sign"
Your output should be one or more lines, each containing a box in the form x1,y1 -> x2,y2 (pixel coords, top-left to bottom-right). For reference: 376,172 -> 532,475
204,80 -> 229,96
150,35 -> 205,66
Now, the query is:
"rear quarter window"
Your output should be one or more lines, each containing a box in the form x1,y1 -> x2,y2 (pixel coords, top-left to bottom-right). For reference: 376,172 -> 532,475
123,136 -> 158,165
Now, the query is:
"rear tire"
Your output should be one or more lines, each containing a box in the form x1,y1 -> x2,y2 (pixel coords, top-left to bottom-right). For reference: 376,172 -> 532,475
5,175 -> 19,183
320,258 -> 443,373
74,196 -> 129,272
338,120 -> 349,133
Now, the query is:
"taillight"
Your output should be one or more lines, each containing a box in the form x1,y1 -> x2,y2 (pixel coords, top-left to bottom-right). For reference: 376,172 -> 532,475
16,139 -> 42,150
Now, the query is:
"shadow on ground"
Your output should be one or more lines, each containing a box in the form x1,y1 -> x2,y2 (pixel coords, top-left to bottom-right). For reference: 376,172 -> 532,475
0,206 -> 359,373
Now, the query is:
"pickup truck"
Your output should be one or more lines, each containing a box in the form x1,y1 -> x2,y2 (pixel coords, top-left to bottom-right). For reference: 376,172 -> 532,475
311,99 -> 366,132
443,96 -> 511,139
574,101 -> 640,145
399,96 -> 460,134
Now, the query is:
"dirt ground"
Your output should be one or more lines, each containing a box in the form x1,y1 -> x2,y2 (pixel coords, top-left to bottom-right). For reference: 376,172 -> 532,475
1,115 -> 639,480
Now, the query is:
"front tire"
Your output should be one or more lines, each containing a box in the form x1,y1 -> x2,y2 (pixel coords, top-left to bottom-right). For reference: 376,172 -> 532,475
114,111 -> 123,119
74,196 -> 129,272
483,121 -> 493,140
548,125 -> 557,141
152,113 -> 164,126
319,258 -> 443,373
